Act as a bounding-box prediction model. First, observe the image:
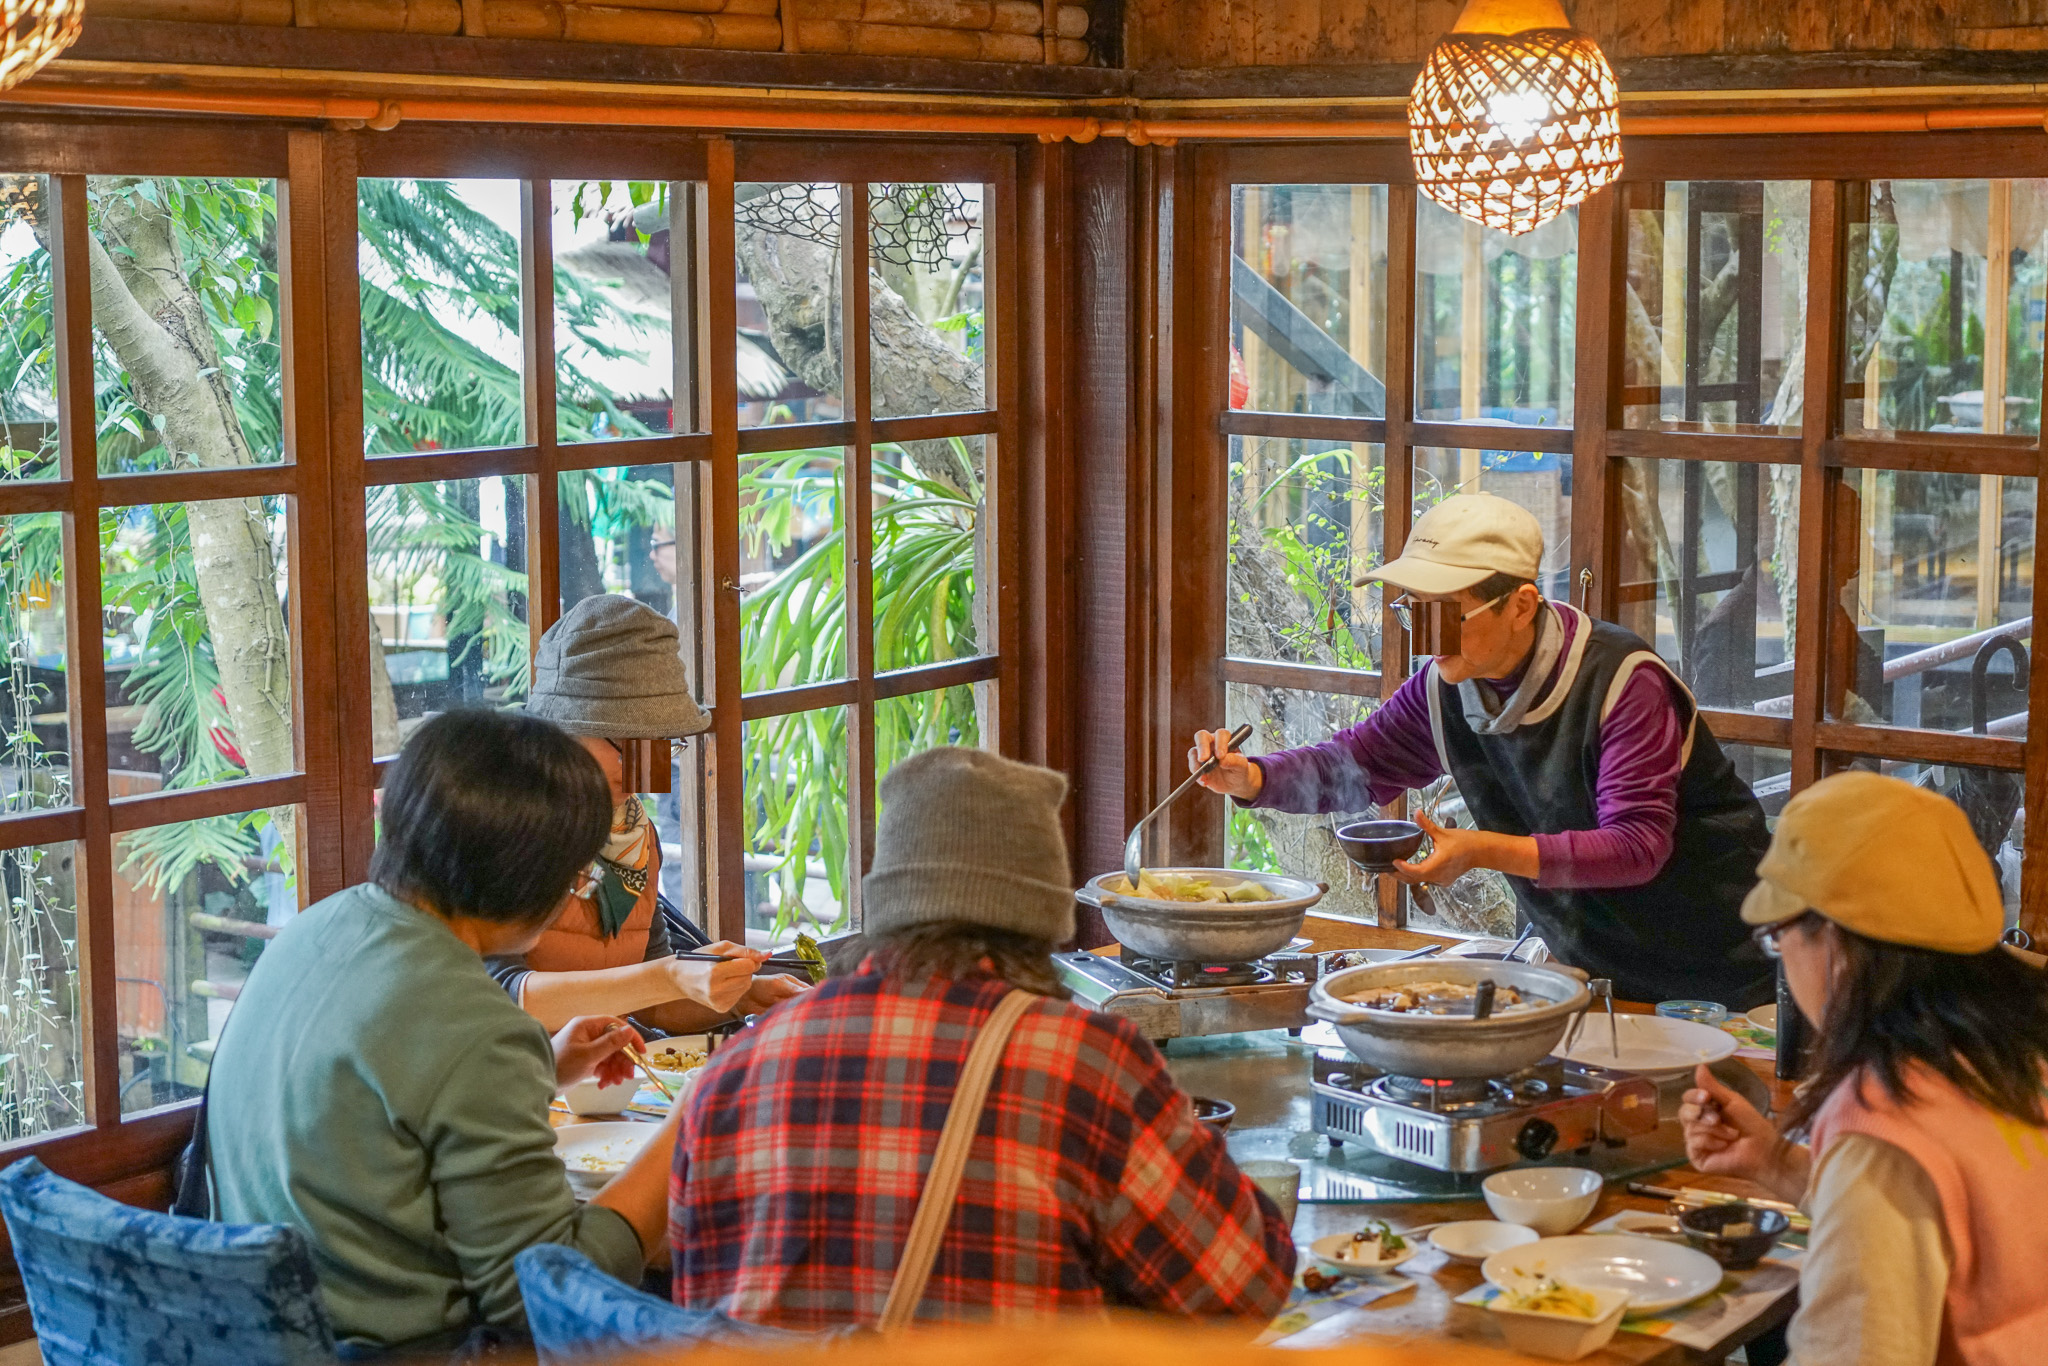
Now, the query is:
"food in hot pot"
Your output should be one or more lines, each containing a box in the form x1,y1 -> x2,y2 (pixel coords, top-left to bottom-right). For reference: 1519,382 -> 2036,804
1341,978 -> 1538,1015
1110,871 -> 1278,904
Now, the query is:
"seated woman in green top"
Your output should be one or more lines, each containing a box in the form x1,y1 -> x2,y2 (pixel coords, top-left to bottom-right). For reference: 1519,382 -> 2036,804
207,709 -> 679,1357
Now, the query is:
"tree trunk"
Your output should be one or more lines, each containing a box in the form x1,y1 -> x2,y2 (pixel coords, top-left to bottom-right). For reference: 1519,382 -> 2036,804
86,181 -> 296,846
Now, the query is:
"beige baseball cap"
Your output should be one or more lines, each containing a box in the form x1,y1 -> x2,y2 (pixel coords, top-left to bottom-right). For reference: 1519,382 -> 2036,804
1740,770 -> 2006,955
1355,492 -> 1545,596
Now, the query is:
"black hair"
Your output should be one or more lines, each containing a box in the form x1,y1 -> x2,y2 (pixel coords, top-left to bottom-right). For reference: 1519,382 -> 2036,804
1783,921 -> 2048,1137
370,708 -> 612,927
866,922 -> 1072,999
1469,572 -> 1537,609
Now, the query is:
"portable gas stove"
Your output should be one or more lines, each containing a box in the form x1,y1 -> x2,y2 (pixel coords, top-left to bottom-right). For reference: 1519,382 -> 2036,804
1054,946 -> 1322,1041
1311,1057 -> 1659,1174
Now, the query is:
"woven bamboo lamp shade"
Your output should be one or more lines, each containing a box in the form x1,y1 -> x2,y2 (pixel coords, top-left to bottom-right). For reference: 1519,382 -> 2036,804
1408,0 -> 1622,235
0,0 -> 83,90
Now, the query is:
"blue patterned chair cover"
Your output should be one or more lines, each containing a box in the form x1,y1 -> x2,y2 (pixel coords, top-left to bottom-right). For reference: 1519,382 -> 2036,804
515,1244 -> 816,1365
0,1157 -> 335,1366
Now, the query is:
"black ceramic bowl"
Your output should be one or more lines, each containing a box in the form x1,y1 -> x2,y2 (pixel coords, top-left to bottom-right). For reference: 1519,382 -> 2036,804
1334,820 -> 1426,870
1191,1096 -> 1236,1132
1678,1203 -> 1790,1268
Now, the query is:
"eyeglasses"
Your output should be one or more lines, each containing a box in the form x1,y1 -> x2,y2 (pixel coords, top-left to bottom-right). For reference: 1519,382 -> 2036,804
1387,590 -> 1514,632
1750,911 -> 1818,960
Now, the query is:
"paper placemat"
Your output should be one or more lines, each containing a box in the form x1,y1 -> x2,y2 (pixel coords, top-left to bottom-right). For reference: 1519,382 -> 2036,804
1717,1017 -> 1776,1060
1258,1261 -> 1419,1347
1456,1252 -> 1801,1352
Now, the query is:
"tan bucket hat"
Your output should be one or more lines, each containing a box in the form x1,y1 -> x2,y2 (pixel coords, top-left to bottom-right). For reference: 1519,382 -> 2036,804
1739,770 -> 2005,955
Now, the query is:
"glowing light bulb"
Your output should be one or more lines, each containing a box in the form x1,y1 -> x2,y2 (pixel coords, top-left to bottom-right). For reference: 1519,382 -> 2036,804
1485,90 -> 1554,146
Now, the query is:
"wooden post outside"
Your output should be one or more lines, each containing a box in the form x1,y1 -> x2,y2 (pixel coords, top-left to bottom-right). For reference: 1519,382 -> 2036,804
1460,215 -> 1483,482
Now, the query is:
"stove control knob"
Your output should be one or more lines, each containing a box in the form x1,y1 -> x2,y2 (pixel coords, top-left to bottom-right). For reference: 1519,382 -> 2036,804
1515,1118 -> 1560,1161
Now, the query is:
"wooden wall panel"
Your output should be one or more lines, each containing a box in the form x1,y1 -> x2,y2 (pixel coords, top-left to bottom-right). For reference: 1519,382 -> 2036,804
1124,0 -> 2048,70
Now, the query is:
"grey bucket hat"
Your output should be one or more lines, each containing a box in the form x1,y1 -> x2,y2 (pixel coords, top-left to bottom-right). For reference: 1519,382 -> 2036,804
526,594 -> 709,739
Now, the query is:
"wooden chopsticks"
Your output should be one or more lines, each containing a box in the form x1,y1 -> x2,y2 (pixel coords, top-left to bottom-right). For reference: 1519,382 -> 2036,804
624,1045 -> 675,1102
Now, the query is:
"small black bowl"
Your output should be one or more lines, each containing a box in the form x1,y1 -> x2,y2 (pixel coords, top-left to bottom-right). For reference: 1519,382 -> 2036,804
1678,1203 -> 1790,1269
1190,1096 -> 1236,1132
1334,819 -> 1426,870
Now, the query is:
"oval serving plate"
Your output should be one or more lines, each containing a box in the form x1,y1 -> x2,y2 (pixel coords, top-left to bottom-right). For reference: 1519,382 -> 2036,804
1309,1230 -> 1420,1278
1482,1234 -> 1724,1315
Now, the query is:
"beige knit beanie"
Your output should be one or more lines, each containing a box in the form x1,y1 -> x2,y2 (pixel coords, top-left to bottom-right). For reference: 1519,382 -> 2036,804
862,747 -> 1075,944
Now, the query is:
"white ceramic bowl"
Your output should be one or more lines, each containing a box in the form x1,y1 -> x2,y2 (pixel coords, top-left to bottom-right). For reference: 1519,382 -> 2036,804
1558,1012 -> 1736,1082
1745,1004 -> 1779,1032
1482,1168 -> 1602,1237
555,1121 -> 654,1199
1482,1234 -> 1725,1315
1308,1230 -> 1419,1277
560,1074 -> 637,1116
1430,1220 -> 1540,1264
1487,1285 -> 1630,1361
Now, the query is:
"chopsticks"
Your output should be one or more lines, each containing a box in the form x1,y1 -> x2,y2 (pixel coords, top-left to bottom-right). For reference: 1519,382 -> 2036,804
673,951 -> 812,969
624,1045 -> 676,1102
1626,1183 -> 1810,1232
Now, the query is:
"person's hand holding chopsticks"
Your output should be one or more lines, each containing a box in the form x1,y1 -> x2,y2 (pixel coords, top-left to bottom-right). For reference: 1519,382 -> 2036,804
663,940 -> 766,1014
550,1015 -> 643,1089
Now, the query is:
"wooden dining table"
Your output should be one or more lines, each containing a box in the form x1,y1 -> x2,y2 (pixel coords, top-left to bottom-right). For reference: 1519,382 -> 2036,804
1239,915 -> 1800,1365
556,914 -> 1803,1363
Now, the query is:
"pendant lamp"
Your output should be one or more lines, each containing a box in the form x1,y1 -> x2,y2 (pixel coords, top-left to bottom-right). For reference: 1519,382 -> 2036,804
0,0 -> 83,91
1408,0 -> 1622,236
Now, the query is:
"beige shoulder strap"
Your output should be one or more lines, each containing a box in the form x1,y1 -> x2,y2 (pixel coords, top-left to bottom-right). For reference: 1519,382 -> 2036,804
876,989 -> 1035,1334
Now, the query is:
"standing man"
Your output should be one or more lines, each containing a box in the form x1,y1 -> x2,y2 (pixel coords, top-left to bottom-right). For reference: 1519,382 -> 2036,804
1193,493 -> 1773,1009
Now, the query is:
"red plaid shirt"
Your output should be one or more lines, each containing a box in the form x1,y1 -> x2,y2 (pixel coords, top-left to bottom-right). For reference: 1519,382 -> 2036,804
668,967 -> 1294,1328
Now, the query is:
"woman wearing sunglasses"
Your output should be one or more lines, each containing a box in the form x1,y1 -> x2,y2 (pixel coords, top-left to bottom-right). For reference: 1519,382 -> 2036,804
1679,772 -> 2048,1366
1190,492 -> 1773,1009
494,594 -> 809,1033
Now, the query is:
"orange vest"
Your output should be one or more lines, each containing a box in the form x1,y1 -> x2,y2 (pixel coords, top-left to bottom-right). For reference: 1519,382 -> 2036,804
529,882 -> 656,973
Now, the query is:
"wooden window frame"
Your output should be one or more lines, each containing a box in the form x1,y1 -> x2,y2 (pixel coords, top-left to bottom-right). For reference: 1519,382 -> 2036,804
0,118 -> 1027,1257
1172,135 -> 2048,943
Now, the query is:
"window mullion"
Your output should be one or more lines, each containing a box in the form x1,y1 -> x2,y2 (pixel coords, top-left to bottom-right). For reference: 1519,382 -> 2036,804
702,144 -> 747,945
1790,181 -> 1848,794
520,179 -> 562,648
50,174 -> 120,1129
843,182 -> 879,920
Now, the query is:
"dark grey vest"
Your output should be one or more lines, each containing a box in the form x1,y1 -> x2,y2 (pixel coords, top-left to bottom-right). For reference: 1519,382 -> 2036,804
1430,617 -> 1775,1010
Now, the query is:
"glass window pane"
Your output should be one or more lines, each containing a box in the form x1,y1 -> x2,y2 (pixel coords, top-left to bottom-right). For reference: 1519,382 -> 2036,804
1718,743 -> 1792,823
557,465 -> 678,618
1414,446 -> 1573,600
1623,182 -> 1809,435
1824,755 -> 2024,929
874,438 -> 982,670
1414,198 -> 1576,428
0,838 -> 83,1140
360,179 -> 526,456
116,804 -> 299,1115
89,177 -> 283,474
741,446 -> 846,691
1617,459 -> 1798,714
875,685 -> 982,792
1,174 -> 59,481
1228,435 -> 1382,671
1844,180 -> 2048,437
2,512 -> 68,814
368,478 -> 528,759
102,499 -> 294,795
736,183 -> 843,429
869,182 -> 985,419
1224,683 -> 1378,918
553,181 -> 680,445
1832,470 -> 2032,739
743,708 -> 847,945
1230,184 -> 1388,417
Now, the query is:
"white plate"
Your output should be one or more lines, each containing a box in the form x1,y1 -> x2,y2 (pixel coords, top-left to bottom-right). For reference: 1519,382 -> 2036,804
1483,1234 -> 1724,1314
1309,1230 -> 1420,1277
1745,1004 -> 1779,1032
1558,1013 -> 1736,1082
555,1121 -> 653,1197
1429,1220 -> 1540,1264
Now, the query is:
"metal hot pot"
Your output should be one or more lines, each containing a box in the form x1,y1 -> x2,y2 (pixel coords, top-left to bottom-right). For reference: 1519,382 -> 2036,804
1306,957 -> 1592,1079
1074,868 -> 1325,963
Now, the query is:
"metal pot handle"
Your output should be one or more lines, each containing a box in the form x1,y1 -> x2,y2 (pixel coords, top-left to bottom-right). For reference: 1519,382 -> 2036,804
1305,999 -> 1369,1026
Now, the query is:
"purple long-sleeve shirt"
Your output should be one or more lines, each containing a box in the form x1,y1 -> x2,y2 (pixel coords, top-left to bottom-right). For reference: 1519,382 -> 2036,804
1249,612 -> 1685,890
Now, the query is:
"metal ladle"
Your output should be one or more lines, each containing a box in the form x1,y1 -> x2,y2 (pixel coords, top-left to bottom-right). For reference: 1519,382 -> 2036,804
1123,723 -> 1253,889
